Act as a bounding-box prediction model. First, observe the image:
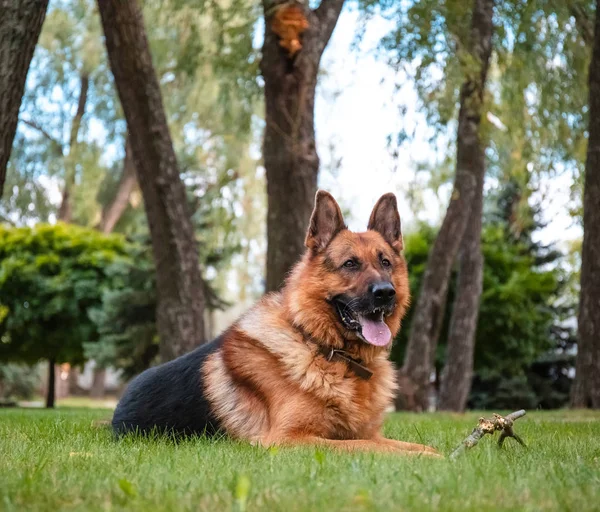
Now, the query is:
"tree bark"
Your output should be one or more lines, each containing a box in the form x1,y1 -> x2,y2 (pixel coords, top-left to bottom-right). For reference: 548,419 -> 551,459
58,73 -> 89,222
401,0 -> 495,411
97,0 -> 207,361
261,0 -> 345,292
0,0 -> 49,198
438,162 -> 485,411
98,138 -> 137,234
571,0 -> 600,409
46,358 -> 55,408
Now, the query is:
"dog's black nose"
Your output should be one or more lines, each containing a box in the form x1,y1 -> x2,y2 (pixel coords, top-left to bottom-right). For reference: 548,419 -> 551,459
370,281 -> 396,306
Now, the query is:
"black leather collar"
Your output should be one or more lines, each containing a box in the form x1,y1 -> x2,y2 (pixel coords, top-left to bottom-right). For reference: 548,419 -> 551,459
320,346 -> 373,381
293,324 -> 374,380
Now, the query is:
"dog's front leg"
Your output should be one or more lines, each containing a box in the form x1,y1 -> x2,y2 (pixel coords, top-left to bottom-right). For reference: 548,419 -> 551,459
372,435 -> 441,457
261,435 -> 441,457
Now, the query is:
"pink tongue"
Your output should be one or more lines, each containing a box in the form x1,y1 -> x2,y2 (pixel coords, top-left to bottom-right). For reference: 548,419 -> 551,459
359,316 -> 391,346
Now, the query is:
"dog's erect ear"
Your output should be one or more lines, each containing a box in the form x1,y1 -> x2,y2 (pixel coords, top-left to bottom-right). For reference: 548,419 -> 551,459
305,190 -> 346,252
368,193 -> 403,253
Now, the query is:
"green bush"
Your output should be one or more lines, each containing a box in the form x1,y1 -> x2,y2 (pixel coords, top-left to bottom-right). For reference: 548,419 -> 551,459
0,223 -> 133,367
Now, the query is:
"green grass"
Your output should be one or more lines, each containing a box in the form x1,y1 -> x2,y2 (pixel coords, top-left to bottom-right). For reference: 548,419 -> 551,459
1,408 -> 599,511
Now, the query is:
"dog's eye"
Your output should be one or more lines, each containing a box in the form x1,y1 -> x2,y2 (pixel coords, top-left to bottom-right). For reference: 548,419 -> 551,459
343,259 -> 356,268
381,258 -> 391,268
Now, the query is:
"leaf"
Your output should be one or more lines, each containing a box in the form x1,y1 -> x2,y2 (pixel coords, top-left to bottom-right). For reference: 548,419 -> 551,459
69,452 -> 93,458
233,473 -> 250,512
314,449 -> 326,466
118,478 -> 137,498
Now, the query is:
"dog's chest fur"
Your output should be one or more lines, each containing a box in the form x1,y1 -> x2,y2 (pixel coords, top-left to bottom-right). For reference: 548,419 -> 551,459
202,294 -> 397,444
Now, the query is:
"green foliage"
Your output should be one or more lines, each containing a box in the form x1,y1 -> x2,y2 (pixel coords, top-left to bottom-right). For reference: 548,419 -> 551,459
469,374 -> 539,410
0,363 -> 41,402
360,0 -> 590,224
3,0 -> 116,226
4,0 -> 262,257
85,236 -> 229,377
0,223 -> 132,365
474,224 -> 560,376
391,223 -> 443,365
85,242 -> 158,378
2,0 -> 264,320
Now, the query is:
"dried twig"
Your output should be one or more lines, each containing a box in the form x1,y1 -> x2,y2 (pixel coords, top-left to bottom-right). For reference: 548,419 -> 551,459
450,410 -> 527,460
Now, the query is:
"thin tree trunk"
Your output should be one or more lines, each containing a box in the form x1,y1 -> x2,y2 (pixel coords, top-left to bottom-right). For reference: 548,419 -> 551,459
46,358 -> 55,408
261,0 -> 345,292
90,367 -> 107,399
68,366 -> 83,395
571,0 -> 600,409
98,138 -> 137,234
97,0 -> 206,360
58,73 -> 89,222
438,164 -> 485,411
401,0 -> 495,411
0,0 -> 49,197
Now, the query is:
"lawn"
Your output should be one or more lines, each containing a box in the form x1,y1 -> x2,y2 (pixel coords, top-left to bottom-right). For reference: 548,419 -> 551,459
1,407 -> 599,511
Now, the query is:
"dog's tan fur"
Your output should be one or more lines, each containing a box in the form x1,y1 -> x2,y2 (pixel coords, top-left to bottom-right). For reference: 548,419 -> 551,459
203,192 -> 439,456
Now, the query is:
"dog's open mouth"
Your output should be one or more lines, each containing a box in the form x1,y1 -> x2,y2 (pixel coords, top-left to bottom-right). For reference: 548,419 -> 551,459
333,300 -> 392,347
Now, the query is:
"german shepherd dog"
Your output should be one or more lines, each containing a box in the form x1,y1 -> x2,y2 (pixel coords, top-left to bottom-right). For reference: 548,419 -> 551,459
112,191 -> 439,456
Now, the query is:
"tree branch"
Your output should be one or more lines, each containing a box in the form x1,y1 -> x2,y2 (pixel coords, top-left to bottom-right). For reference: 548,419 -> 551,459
98,137 -> 137,234
313,0 -> 345,54
68,73 -> 89,149
20,119 -> 63,155
59,72 -> 90,222
450,410 -> 527,459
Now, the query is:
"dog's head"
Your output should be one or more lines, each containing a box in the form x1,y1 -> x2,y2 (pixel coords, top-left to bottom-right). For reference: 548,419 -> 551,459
285,191 -> 410,353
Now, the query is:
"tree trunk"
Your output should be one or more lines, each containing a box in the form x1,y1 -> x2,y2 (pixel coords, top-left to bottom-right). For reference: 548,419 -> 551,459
98,138 -> 137,234
90,367 -> 107,399
0,0 -> 49,198
46,358 -> 55,408
58,72 -> 89,222
97,0 -> 206,361
68,366 -> 84,396
261,0 -> 345,292
571,0 -> 600,409
438,163 -> 485,411
401,0 -> 495,411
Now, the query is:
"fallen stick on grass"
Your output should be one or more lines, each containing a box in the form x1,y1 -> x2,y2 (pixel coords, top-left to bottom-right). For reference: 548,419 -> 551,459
450,410 -> 527,460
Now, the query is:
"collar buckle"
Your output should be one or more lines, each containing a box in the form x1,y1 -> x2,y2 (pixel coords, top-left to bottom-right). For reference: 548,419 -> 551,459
326,348 -> 335,362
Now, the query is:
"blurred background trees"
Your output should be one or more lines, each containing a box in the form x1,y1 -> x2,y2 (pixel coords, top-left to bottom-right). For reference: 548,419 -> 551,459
0,0 -> 598,410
